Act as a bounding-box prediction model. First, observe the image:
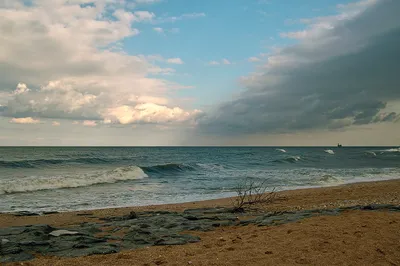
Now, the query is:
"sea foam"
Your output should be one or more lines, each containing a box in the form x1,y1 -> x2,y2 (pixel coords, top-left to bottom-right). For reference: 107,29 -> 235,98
324,149 -> 335,155
0,166 -> 147,194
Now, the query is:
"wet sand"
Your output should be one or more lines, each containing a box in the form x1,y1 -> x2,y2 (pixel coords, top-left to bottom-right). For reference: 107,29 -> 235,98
2,179 -> 400,265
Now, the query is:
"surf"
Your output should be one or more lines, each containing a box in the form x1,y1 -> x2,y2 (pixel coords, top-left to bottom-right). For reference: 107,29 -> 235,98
0,166 -> 147,195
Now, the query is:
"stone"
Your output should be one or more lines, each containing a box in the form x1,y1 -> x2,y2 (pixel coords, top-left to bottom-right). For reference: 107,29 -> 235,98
13,211 -> 40,217
0,252 -> 34,263
49,230 -> 80,237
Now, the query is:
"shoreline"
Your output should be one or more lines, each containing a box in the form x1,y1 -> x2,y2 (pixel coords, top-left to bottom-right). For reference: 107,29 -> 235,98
1,178 -> 400,228
2,178 -> 400,265
2,176 -> 400,215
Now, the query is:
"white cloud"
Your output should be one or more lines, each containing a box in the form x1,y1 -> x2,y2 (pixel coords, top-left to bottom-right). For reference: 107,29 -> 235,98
208,61 -> 220,66
0,0 -> 198,127
248,57 -> 261,62
153,27 -> 164,33
157,13 -> 206,23
52,121 -> 60,126
104,103 -> 201,125
9,117 -> 41,124
83,120 -> 97,127
208,59 -> 233,66
222,59 -> 231,65
135,0 -> 162,4
166,58 -> 184,64
132,11 -> 156,22
144,55 -> 184,65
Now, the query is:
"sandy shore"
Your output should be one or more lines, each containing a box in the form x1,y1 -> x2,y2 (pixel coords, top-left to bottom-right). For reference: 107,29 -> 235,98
2,179 -> 400,265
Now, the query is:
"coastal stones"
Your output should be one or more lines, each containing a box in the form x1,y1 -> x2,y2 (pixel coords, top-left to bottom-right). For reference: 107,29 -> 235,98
50,229 -> 80,237
12,211 -> 40,217
2,204 -> 400,263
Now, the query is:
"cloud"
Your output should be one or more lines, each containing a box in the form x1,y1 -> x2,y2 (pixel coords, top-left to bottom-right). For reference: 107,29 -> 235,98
135,0 -> 162,4
153,27 -> 180,35
222,59 -> 232,65
166,58 -> 184,64
145,55 -> 184,65
156,13 -> 206,23
52,121 -> 60,126
0,0 -> 198,127
153,27 -> 164,33
208,59 -> 233,66
83,120 -> 97,127
9,117 -> 41,124
248,57 -> 261,62
103,104 -> 201,125
198,0 -> 400,136
208,61 -> 220,66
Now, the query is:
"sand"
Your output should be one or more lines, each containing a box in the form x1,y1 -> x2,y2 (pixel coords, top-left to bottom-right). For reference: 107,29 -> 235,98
2,179 -> 400,265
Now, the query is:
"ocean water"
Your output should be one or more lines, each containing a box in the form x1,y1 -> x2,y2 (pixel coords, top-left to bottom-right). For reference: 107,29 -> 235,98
0,147 -> 399,213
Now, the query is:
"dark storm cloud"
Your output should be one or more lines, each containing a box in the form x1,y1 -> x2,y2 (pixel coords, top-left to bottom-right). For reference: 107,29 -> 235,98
198,0 -> 400,135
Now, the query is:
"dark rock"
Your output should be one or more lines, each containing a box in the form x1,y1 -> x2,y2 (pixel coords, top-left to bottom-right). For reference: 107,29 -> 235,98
1,242 -> 22,254
13,211 -> 40,217
0,252 -> 34,263
42,211 -> 60,215
76,213 -> 94,216
19,241 -> 49,246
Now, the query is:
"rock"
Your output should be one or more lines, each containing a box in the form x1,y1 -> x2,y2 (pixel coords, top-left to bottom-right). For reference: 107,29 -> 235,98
1,238 -> 10,244
49,230 -> 80,237
125,211 -> 137,219
1,242 -> 22,254
0,252 -> 34,263
76,213 -> 94,216
19,240 -> 49,246
42,211 -> 59,215
13,211 -> 40,217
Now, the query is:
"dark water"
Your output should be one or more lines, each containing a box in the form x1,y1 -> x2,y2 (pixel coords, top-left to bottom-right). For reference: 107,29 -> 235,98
0,147 -> 399,212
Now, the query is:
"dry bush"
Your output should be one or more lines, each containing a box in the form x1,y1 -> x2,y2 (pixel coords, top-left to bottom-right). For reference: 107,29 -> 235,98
231,178 -> 276,213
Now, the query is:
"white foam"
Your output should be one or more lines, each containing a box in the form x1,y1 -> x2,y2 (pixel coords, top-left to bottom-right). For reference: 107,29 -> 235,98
292,156 -> 301,161
196,163 -> 225,171
380,148 -> 400,152
324,149 -> 335,155
0,166 -> 147,194
276,148 -> 287,153
365,151 -> 377,156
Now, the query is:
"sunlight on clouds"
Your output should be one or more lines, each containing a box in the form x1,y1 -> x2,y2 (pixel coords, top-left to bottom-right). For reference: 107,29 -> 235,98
0,0 -> 199,129
9,117 -> 41,124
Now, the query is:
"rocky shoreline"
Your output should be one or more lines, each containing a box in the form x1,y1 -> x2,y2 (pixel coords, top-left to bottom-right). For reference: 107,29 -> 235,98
2,204 -> 400,263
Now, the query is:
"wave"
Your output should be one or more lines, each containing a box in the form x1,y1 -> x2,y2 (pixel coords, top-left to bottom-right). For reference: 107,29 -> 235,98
272,156 -> 301,164
276,148 -> 287,153
364,151 -> 377,157
141,163 -> 197,174
0,157 -> 131,169
316,175 -> 343,185
379,148 -> 400,153
324,149 -> 335,155
196,163 -> 226,171
0,166 -> 147,195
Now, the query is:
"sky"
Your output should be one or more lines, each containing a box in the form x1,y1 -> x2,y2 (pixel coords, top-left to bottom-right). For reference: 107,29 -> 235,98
0,0 -> 399,146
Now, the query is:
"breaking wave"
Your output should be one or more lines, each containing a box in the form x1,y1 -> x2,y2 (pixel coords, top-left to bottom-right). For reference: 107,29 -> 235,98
272,156 -> 301,164
141,163 -> 197,174
0,157 -> 131,169
324,149 -> 335,155
276,148 -> 287,153
379,148 -> 400,153
0,166 -> 147,195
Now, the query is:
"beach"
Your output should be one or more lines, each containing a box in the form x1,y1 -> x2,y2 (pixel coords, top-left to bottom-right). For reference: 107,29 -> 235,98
2,179 -> 400,265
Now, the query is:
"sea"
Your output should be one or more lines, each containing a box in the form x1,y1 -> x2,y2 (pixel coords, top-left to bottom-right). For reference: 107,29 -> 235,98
0,146 -> 399,213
